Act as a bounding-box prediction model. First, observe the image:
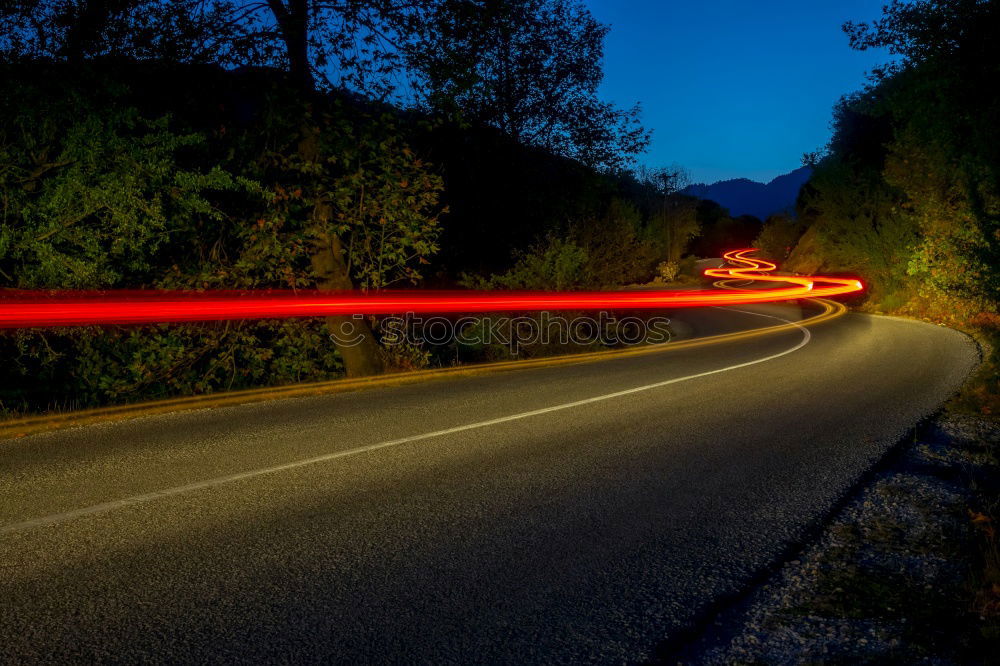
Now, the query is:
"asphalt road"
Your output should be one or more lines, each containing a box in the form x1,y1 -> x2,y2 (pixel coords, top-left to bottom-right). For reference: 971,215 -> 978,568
0,302 -> 978,664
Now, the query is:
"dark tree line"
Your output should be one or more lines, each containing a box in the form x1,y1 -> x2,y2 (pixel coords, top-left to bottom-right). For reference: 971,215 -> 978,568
1,0 -> 648,169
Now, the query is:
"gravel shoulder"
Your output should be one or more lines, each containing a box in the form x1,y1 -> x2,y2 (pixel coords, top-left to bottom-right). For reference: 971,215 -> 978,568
676,412 -> 1000,665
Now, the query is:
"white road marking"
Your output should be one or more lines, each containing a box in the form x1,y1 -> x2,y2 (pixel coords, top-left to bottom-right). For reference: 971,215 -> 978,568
1,309 -> 808,535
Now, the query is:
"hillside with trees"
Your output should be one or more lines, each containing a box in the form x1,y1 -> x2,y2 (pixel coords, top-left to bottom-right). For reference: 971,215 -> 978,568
772,0 -> 998,317
754,0 -> 999,411
0,0 -> 731,414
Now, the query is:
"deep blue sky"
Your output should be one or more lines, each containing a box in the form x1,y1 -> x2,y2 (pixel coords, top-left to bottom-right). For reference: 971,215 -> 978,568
584,0 -> 891,184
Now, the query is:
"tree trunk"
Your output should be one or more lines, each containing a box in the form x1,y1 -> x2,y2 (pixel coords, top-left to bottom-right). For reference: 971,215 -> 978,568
268,0 -> 313,89
310,230 -> 386,377
269,0 -> 384,377
297,117 -> 385,377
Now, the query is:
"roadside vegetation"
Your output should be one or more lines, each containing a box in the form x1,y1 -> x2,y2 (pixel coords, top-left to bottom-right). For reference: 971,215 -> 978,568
754,0 -> 999,350
756,0 -> 998,323
0,0 -> 761,417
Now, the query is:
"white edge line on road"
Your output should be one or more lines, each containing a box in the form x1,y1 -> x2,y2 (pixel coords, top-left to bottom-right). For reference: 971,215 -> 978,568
1,309 -> 809,535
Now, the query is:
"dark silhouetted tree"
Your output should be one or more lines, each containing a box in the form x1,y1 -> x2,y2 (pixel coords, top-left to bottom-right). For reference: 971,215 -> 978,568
406,0 -> 649,170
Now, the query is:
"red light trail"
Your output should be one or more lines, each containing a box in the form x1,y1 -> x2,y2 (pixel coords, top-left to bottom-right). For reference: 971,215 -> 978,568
0,249 -> 862,328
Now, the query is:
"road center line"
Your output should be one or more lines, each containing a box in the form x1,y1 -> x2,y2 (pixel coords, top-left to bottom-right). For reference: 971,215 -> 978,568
1,309 -> 809,535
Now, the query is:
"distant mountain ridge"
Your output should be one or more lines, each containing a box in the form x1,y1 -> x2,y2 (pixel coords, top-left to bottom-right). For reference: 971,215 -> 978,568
682,166 -> 812,220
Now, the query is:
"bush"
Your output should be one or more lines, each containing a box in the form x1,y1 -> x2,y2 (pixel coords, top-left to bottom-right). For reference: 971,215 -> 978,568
756,214 -> 806,262
461,235 -> 591,291
0,64 -> 443,414
0,320 -> 345,416
656,261 -> 680,282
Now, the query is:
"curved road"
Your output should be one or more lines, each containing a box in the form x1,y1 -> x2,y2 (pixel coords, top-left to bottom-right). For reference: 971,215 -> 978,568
0,302 -> 978,663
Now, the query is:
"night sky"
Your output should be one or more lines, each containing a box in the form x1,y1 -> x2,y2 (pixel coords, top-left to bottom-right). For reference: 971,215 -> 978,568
585,0 -> 891,184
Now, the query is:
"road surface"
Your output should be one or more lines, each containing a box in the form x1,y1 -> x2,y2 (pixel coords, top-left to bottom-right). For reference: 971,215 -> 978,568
0,302 -> 978,663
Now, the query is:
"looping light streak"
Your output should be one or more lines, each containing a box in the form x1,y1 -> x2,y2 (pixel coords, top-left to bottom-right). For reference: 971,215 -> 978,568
0,249 -> 862,328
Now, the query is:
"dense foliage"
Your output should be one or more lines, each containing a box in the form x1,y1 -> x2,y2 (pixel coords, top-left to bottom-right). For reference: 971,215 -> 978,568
0,63 -> 445,411
0,1 -> 697,414
787,0 -> 999,319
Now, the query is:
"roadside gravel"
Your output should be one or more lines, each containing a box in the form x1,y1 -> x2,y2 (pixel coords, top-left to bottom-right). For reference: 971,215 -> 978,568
691,413 -> 1000,665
